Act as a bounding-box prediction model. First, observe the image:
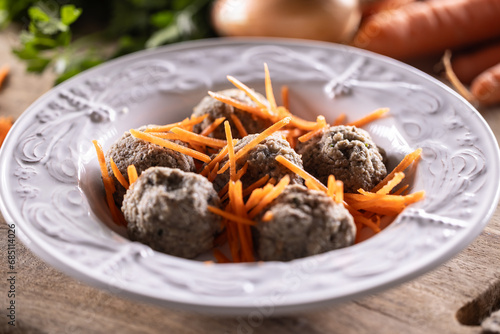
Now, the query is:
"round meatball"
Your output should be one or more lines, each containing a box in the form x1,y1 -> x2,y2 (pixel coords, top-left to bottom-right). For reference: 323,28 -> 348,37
212,133 -> 303,192
106,125 -> 195,207
296,125 -> 387,193
255,185 -> 356,261
192,88 -> 273,139
122,167 -> 221,259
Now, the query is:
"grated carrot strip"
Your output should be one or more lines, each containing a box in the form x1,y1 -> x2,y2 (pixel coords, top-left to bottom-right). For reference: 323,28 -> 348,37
208,91 -> 269,119
276,155 -> 327,193
148,132 -> 182,140
334,180 -> 344,204
230,114 -> 248,137
305,179 -> 321,191
219,161 -> 250,199
0,116 -> 13,148
377,172 -> 405,195
354,215 -> 381,233
245,185 -> 273,211
224,121 -> 237,181
248,175 -> 290,218
110,157 -> 129,189
0,64 -> 10,91
218,116 -> 291,174
393,184 -> 409,195
242,174 -> 270,197
327,175 -> 335,198
264,63 -> 278,115
144,114 -> 208,133
333,113 -> 346,126
227,75 -> 268,110
127,164 -> 139,185
200,144 -> 231,177
298,125 -> 325,142
208,206 -> 256,226
348,108 -> 389,128
230,181 -> 255,262
281,85 -> 289,110
262,211 -> 274,222
170,126 -> 227,148
208,162 -> 219,182
200,117 -> 226,137
130,128 -> 211,163
372,148 -> 422,192
289,115 -> 321,131
213,249 -> 231,263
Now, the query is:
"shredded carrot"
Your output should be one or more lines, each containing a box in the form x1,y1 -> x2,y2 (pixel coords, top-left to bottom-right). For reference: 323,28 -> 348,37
227,75 -> 268,110
208,162 -> 220,182
289,115 -> 322,131
129,128 -> 211,163
110,157 -> 129,189
0,117 -> 13,148
127,164 -> 139,185
144,114 -> 208,133
305,179 -> 322,191
298,126 -> 324,142
355,215 -> 381,233
333,113 -> 346,126
242,175 -> 270,197
345,191 -> 425,215
229,181 -> 255,262
224,121 -> 237,181
148,132 -> 182,140
393,184 -> 409,195
248,175 -> 290,218
264,63 -> 278,115
200,144 -> 231,176
281,85 -> 289,110
245,185 -> 273,211
276,155 -> 327,193
219,161 -> 249,200
200,117 -> 226,137
334,180 -> 344,204
92,140 -> 125,226
348,108 -> 389,128
208,206 -> 256,225
377,172 -> 405,195
262,211 -> 274,222
372,148 -> 422,192
213,249 -> 231,263
218,116 -> 291,174
230,114 -> 248,137
0,64 -> 10,91
170,127 -> 227,148
208,91 -> 269,119
327,175 -> 336,198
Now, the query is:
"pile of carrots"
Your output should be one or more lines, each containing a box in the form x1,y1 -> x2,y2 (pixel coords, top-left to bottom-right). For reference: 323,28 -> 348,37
353,0 -> 500,107
94,64 -> 425,263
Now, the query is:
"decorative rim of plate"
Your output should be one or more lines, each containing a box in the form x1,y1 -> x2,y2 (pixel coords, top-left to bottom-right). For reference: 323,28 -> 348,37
1,38 -> 499,315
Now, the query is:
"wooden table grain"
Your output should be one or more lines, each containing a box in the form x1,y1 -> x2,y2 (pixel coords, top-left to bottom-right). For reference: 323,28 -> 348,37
1,28 -> 500,334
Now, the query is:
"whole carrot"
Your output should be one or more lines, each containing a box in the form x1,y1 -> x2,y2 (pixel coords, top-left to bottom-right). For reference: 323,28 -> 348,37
352,0 -> 500,60
452,43 -> 500,84
470,63 -> 500,107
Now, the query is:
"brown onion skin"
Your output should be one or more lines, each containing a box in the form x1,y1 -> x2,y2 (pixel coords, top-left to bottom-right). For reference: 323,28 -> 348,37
211,0 -> 361,44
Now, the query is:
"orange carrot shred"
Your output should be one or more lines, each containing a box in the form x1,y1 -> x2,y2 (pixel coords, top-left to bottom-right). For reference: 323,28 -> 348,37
248,175 -> 290,218
224,121 -> 237,181
289,115 -> 321,131
130,128 -> 211,163
218,116 -> 291,174
127,165 -> 139,185
170,126 -> 227,148
333,113 -> 346,126
305,179 -> 321,191
262,211 -> 274,222
0,117 -> 13,148
377,172 -> 405,195
334,180 -> 344,204
144,114 -> 208,133
230,114 -> 248,137
200,117 -> 226,137
276,155 -> 327,193
281,85 -> 289,110
227,75 -> 268,110
393,184 -> 409,195
200,143 -> 232,177
327,175 -> 336,198
298,126 -> 324,143
208,91 -> 269,119
264,63 -> 278,115
208,162 -> 220,182
110,157 -> 130,189
348,108 -> 389,128
372,148 -> 422,192
213,249 -> 231,263
0,64 -> 10,91
242,174 -> 270,197
208,206 -> 256,226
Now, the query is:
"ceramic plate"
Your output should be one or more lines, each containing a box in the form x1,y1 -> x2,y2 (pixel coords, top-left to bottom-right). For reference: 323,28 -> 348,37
1,39 -> 499,316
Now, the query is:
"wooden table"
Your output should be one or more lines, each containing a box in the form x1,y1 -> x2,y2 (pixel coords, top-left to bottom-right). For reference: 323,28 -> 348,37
1,28 -> 500,334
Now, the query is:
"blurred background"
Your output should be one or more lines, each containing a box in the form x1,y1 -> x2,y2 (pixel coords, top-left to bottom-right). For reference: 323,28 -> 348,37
0,0 -> 499,107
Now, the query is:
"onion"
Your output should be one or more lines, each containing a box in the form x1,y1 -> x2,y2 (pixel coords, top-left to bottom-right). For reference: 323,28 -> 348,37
211,0 -> 361,43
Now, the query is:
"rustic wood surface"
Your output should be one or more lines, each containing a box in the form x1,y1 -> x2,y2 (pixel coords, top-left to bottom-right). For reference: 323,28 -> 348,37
1,28 -> 500,334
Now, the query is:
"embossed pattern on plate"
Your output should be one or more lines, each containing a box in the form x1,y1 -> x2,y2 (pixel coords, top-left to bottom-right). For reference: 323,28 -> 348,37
0,39 -> 499,315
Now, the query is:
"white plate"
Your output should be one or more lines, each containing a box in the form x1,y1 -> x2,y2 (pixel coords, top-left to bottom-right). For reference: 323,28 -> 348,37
1,39 -> 499,315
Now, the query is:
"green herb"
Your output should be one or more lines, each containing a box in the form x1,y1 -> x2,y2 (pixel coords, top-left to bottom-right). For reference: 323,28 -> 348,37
2,0 -> 215,84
